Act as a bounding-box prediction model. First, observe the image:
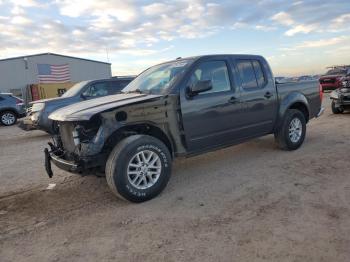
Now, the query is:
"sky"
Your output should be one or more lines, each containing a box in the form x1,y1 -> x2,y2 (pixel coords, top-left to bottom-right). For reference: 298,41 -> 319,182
0,0 -> 350,76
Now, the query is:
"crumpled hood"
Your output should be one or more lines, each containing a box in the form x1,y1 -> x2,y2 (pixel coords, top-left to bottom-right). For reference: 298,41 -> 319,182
49,93 -> 163,121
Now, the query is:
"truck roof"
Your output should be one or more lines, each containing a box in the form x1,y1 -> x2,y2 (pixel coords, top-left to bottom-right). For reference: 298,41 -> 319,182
165,54 -> 265,64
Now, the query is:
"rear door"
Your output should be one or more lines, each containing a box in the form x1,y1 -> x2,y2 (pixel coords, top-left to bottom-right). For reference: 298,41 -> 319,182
233,58 -> 278,136
180,58 -> 244,152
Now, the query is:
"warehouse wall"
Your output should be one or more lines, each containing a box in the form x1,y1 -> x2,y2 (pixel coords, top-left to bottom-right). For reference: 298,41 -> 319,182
0,54 -> 112,94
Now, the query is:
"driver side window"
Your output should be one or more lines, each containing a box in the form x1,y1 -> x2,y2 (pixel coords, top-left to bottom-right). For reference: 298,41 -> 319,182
82,82 -> 109,97
188,61 -> 231,95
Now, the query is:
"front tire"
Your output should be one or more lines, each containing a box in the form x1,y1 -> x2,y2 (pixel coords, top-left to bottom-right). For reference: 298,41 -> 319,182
275,109 -> 306,150
0,111 -> 17,126
105,135 -> 172,203
331,101 -> 344,114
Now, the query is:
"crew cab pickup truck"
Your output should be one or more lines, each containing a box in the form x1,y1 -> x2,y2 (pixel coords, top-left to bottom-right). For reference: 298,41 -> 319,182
45,55 -> 324,202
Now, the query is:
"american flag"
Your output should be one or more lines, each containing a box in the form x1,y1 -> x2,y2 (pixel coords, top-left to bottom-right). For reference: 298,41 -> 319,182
37,64 -> 70,83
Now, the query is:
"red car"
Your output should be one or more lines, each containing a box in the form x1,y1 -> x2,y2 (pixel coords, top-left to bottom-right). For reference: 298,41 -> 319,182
319,66 -> 350,91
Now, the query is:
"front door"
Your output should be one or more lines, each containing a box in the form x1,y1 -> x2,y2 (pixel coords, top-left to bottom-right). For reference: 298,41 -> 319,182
180,59 -> 244,153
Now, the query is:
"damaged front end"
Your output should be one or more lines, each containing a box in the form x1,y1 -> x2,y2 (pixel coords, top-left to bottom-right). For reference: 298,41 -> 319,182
45,115 -> 114,177
331,87 -> 350,105
43,92 -> 184,178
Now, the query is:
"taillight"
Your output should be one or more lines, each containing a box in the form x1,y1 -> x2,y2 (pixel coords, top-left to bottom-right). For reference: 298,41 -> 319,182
319,84 -> 323,102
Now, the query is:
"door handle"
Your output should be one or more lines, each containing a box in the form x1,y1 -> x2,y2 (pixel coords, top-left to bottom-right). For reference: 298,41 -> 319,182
264,92 -> 273,99
228,96 -> 239,104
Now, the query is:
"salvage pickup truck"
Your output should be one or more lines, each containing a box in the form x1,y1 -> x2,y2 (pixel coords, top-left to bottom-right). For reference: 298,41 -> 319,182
46,55 -> 324,202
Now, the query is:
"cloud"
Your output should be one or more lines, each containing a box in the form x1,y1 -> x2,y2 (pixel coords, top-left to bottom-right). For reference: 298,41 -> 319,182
10,15 -> 33,25
285,23 -> 319,36
1,0 -> 350,77
10,0 -> 39,7
296,36 -> 349,48
271,11 -> 294,26
329,13 -> 350,32
255,25 -> 276,31
55,0 -> 136,22
231,22 -> 248,30
270,2 -> 350,36
271,11 -> 320,36
279,36 -> 349,52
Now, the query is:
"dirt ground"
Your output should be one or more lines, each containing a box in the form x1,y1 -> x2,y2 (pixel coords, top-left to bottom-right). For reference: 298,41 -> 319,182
0,94 -> 349,262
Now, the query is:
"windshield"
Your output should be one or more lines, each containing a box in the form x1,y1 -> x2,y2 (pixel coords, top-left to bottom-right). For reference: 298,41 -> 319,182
61,81 -> 90,97
122,60 -> 192,95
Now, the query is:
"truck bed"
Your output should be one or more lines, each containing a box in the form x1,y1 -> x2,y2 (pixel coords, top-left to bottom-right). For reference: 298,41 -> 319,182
276,80 -> 321,119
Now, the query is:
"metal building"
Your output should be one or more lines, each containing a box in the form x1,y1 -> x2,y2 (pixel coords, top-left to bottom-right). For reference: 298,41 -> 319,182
0,53 -> 112,95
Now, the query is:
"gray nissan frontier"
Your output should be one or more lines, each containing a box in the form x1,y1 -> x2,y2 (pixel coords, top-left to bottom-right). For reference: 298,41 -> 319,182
45,54 -> 324,202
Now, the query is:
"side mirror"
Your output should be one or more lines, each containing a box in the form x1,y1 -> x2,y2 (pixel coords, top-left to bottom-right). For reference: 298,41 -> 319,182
188,80 -> 212,96
346,69 -> 350,76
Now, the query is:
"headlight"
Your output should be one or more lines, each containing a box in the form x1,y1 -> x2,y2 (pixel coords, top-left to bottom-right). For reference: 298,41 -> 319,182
31,112 -> 40,121
31,103 -> 45,112
330,91 -> 339,99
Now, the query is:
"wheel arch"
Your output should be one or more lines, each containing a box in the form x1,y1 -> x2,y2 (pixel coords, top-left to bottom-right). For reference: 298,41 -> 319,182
0,108 -> 19,117
103,122 -> 174,157
278,92 -> 310,126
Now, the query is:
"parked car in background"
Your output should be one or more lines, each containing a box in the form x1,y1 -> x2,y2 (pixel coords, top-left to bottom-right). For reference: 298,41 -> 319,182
18,76 -> 135,134
319,66 -> 350,91
330,69 -> 350,114
0,93 -> 25,126
298,75 -> 319,81
45,54 -> 323,203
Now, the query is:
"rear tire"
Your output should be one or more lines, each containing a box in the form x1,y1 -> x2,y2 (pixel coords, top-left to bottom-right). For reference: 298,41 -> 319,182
331,101 -> 344,114
105,135 -> 172,203
0,111 -> 17,126
275,109 -> 306,151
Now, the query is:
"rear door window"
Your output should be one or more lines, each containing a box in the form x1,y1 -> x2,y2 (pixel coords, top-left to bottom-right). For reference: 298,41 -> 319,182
237,60 -> 258,89
237,60 -> 266,90
252,61 -> 266,88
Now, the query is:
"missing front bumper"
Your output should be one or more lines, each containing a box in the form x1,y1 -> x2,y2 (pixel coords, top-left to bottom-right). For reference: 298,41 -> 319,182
44,147 -> 107,178
44,148 -> 79,178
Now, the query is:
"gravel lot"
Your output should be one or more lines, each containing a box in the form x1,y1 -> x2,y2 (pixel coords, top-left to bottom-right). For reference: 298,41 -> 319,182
0,94 -> 349,262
